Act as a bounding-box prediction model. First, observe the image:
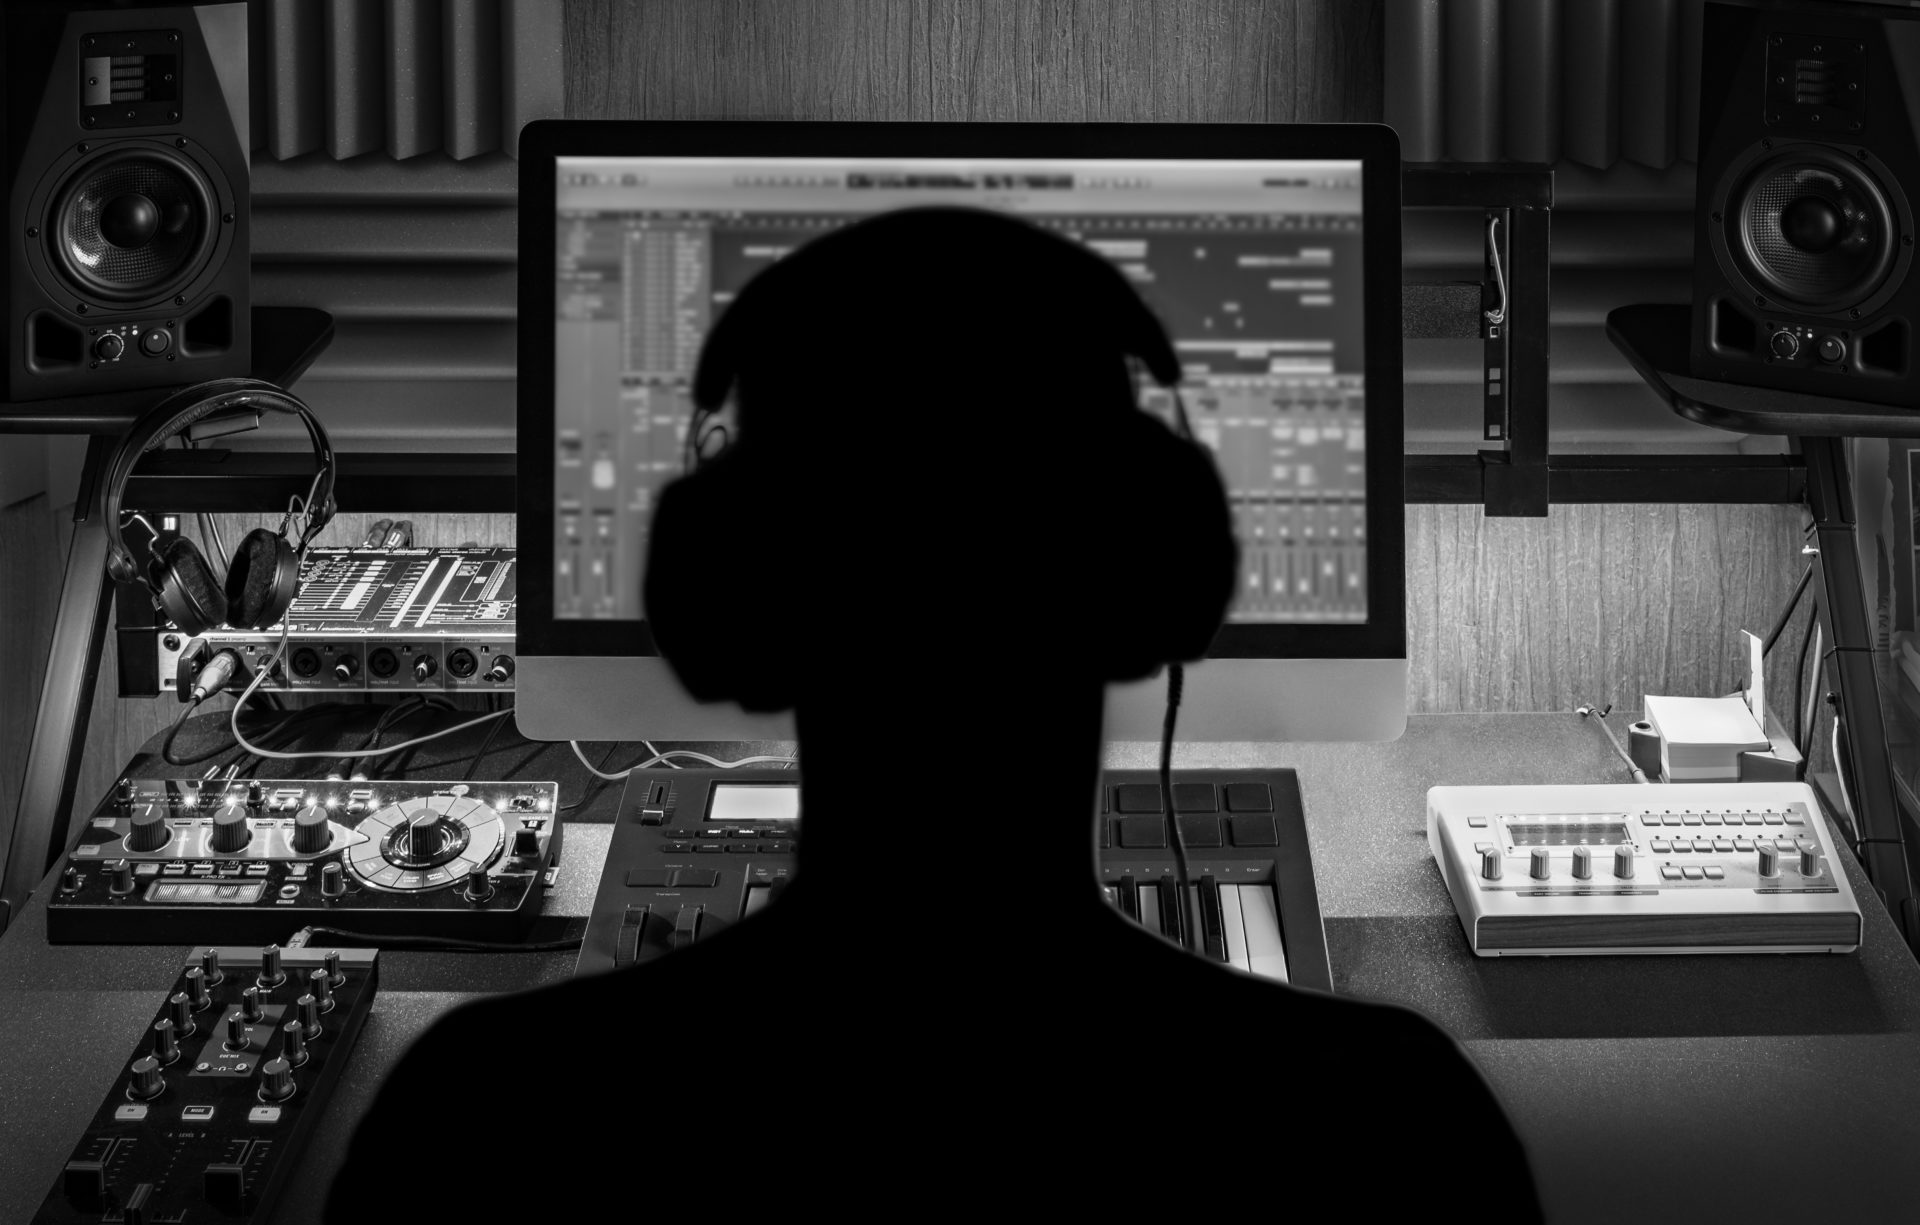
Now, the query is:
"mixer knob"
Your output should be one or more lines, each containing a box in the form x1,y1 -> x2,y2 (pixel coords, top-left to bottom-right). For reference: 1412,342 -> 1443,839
168,991 -> 196,1038
210,802 -> 251,853
1571,846 -> 1593,880
240,986 -> 264,1023
127,803 -> 171,852
297,993 -> 323,1039
1614,845 -> 1636,879
1529,847 -> 1552,881
308,967 -> 334,1012
1480,848 -> 1503,881
292,805 -> 332,853
1799,840 -> 1823,878
185,966 -> 211,1010
464,866 -> 494,901
201,948 -> 224,985
283,1019 -> 309,1066
258,1056 -> 296,1103
225,1011 -> 250,1051
1758,842 -> 1781,878
128,1056 -> 165,1101
152,1017 -> 180,1065
258,945 -> 284,988
323,949 -> 345,987
60,866 -> 80,892
110,860 -> 134,894
320,862 -> 346,898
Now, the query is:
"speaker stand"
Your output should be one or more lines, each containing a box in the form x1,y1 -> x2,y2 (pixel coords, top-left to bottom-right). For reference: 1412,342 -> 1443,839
0,308 -> 333,934
1609,303 -> 1920,951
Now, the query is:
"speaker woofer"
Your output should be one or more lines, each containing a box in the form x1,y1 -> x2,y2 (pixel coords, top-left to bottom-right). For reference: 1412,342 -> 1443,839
46,146 -> 214,304
1725,146 -> 1900,314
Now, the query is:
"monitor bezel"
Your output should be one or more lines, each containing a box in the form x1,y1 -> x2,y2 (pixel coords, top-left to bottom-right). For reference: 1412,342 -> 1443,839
517,120 -> 1405,662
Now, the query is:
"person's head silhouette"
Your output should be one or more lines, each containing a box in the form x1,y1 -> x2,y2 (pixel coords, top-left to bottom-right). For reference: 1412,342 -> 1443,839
644,205 -> 1236,719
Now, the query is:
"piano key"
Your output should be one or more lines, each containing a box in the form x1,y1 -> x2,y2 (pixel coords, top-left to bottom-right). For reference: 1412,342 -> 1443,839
1136,883 -> 1161,936
1116,875 -> 1139,921
1198,875 -> 1228,962
1238,884 -> 1290,983
1156,877 -> 1186,948
1217,882 -> 1253,972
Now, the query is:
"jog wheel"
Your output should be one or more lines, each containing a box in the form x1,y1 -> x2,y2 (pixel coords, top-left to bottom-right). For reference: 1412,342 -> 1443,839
346,794 -> 505,891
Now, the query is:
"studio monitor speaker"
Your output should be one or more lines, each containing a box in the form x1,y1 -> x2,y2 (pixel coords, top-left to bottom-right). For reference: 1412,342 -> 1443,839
1692,0 -> 1920,407
3,2 -> 250,403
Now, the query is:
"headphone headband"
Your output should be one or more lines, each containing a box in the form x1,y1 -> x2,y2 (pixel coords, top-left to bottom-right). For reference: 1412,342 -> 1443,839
102,379 -> 337,586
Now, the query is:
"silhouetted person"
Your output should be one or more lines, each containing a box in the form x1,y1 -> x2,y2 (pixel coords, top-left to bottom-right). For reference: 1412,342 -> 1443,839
329,208 -> 1543,1219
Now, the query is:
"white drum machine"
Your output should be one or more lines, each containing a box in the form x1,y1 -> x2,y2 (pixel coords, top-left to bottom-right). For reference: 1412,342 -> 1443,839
1428,783 -> 1862,956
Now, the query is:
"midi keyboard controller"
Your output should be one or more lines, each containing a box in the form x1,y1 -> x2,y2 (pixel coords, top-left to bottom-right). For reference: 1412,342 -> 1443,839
34,945 -> 377,1224
48,776 -> 561,944
1429,782 -> 1863,955
578,767 -> 1332,990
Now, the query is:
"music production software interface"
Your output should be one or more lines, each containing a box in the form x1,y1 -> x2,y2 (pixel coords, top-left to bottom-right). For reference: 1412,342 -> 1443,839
551,156 -> 1367,625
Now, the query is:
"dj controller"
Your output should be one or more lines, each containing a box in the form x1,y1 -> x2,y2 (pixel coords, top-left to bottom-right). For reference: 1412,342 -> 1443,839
33,946 -> 377,1224
47,776 -> 561,944
576,766 -> 1334,991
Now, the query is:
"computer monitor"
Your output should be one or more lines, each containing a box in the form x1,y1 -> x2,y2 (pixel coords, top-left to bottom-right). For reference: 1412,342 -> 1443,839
515,122 -> 1405,744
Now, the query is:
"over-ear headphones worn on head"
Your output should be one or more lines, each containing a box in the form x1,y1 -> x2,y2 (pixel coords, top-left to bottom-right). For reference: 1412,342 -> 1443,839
103,378 -> 338,636
644,206 -> 1238,712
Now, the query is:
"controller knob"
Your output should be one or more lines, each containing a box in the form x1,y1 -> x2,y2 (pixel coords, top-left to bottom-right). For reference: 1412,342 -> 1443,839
1571,846 -> 1593,880
291,805 -> 332,853
464,866 -> 494,901
110,860 -> 134,894
1799,840 -> 1823,878
308,967 -> 334,1011
127,803 -> 170,852
152,1017 -> 180,1065
129,1056 -> 165,1101
1614,844 -> 1636,879
201,948 -> 224,985
1480,848 -> 1503,881
297,993 -> 323,1039
169,991 -> 196,1038
323,949 -> 345,987
258,1056 -> 295,1103
210,802 -> 251,853
259,945 -> 285,987
403,813 -> 444,859
1530,847 -> 1552,881
1758,842 -> 1781,878
225,1011 -> 250,1051
117,777 -> 136,804
283,1019 -> 309,1066
246,781 -> 265,807
320,862 -> 346,898
60,866 -> 81,892
185,966 -> 211,1009
240,985 -> 264,1022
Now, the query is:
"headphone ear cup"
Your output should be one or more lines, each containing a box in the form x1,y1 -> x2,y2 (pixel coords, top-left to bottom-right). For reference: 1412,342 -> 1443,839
645,460 -> 798,712
225,528 -> 300,631
1092,419 -> 1238,682
153,535 -> 230,636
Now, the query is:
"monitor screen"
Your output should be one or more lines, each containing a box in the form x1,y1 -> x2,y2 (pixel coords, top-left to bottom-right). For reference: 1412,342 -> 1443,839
549,155 -> 1367,628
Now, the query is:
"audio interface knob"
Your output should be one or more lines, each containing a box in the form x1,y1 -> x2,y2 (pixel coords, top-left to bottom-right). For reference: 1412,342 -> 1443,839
413,654 -> 438,683
241,985 -> 264,1022
258,1056 -> 295,1103
297,993 -> 323,1039
210,802 -> 251,853
1571,846 -> 1592,881
1614,845 -> 1635,879
201,948 -> 224,985
259,945 -> 284,988
1480,848 -> 1503,881
1770,329 -> 1800,360
129,1056 -> 165,1101
1799,840 -> 1823,878
169,991 -> 196,1038
1529,847 -> 1552,881
152,1018 -> 180,1065
333,656 -> 359,682
308,967 -> 334,1011
485,654 -> 515,683
110,860 -> 134,894
283,1019 -> 309,1066
1758,842 -> 1781,878
320,862 -> 346,898
127,803 -> 170,852
292,805 -> 332,852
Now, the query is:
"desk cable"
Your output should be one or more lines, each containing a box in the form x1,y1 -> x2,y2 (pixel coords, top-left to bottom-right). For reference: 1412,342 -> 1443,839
1576,703 -> 1649,784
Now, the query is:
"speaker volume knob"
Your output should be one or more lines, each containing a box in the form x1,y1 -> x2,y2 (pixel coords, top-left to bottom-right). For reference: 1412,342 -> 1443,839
210,802 -> 251,853
292,805 -> 331,853
93,332 -> 125,361
1770,330 -> 1801,360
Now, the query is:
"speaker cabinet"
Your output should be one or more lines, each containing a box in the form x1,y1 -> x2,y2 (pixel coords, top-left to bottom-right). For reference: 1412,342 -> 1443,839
1691,0 -> 1920,407
3,2 -> 250,402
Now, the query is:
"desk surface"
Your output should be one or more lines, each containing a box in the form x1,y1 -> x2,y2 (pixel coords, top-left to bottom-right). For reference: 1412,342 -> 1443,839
5,713 -> 1920,1224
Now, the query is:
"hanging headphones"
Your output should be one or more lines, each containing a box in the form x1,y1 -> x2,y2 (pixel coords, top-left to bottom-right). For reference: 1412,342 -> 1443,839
103,378 -> 337,635
644,206 -> 1237,712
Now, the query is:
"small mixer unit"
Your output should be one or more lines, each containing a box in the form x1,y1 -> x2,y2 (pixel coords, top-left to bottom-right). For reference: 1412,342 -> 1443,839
48,776 -> 561,943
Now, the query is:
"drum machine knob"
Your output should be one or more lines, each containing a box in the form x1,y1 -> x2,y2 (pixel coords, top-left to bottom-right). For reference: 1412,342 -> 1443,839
210,802 -> 251,853
1758,842 -> 1781,879
1614,845 -> 1636,879
1571,846 -> 1593,880
292,805 -> 331,853
1529,847 -> 1552,881
1480,848 -> 1503,881
127,803 -> 170,852
1799,840 -> 1823,878
320,862 -> 346,898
